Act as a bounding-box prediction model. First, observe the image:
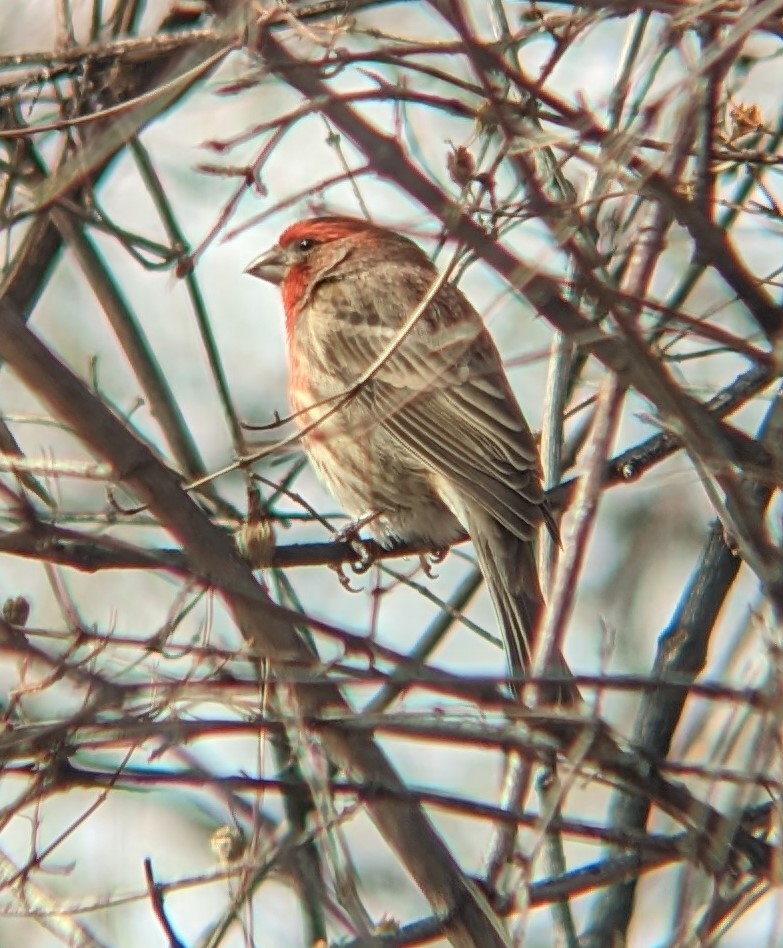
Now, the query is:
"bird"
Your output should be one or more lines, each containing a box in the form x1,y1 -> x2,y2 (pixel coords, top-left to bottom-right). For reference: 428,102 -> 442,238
246,215 -> 569,701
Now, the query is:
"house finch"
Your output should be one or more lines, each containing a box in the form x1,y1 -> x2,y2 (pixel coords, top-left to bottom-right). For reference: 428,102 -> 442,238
247,217 -> 568,700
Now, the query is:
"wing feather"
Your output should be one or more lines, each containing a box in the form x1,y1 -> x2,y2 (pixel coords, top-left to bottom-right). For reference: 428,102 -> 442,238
318,283 -> 549,541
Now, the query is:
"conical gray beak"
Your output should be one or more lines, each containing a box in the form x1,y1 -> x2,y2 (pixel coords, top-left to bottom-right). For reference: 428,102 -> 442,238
245,245 -> 285,284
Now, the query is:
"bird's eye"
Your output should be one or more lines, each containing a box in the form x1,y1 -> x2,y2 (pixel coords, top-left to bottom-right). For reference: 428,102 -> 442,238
298,238 -> 315,252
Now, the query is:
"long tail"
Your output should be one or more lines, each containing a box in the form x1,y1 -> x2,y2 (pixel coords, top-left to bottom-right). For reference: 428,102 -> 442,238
463,507 -> 576,704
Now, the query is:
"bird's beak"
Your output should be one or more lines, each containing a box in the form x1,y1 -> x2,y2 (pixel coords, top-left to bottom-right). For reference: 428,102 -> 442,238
245,244 -> 285,284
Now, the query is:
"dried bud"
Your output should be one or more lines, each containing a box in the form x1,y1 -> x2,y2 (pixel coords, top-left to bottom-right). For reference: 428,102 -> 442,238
476,102 -> 498,133
236,488 -> 277,568
211,825 -> 247,864
174,255 -> 195,279
674,179 -> 695,200
3,596 -> 30,627
447,145 -> 475,188
236,514 -> 276,568
726,100 -> 763,142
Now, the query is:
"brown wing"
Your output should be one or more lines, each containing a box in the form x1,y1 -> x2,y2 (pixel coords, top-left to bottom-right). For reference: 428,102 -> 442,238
311,262 -> 552,542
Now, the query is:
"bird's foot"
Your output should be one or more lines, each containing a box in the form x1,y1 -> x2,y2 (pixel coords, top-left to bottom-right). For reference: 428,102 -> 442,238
419,547 -> 448,578
333,511 -> 381,574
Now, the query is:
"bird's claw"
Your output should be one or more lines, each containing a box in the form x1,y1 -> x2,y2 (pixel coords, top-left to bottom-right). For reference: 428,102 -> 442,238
349,545 -> 374,573
332,561 -> 362,593
420,547 -> 448,578
333,512 -> 379,574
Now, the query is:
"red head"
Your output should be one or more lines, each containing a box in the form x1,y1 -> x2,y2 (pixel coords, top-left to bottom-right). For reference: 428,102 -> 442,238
245,216 -> 430,334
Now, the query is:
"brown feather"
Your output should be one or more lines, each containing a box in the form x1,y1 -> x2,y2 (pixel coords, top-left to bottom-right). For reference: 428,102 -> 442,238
255,216 -> 571,701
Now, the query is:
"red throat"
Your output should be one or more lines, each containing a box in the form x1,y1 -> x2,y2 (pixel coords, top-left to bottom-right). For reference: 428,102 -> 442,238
281,263 -> 311,337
